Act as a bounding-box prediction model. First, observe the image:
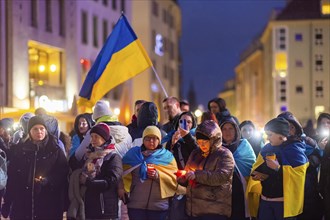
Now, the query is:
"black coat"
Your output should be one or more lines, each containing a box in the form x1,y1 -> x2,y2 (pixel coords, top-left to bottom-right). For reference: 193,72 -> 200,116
6,135 -> 69,220
84,151 -> 123,219
319,140 -> 330,220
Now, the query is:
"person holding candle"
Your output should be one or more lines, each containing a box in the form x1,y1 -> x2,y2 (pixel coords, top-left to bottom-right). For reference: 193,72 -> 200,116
4,116 -> 69,220
247,117 -> 309,220
122,126 -> 181,220
177,120 -> 235,220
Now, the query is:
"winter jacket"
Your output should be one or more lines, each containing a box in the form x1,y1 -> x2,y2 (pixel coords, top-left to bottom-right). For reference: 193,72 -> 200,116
83,149 -> 123,219
6,135 -> 69,220
319,140 -> 330,220
179,120 -> 235,217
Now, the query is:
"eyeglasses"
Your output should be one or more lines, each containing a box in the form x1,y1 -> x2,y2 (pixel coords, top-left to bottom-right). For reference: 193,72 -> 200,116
144,136 -> 159,142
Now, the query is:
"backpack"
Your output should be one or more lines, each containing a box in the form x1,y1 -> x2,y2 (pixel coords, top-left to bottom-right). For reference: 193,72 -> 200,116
0,149 -> 7,190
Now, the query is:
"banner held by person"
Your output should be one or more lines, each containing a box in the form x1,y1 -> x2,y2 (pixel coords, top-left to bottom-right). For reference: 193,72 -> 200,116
78,14 -> 153,107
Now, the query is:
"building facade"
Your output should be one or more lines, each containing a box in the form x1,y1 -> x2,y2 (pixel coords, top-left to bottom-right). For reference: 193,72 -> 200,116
0,0 -> 182,128
131,0 -> 181,123
235,0 -> 330,127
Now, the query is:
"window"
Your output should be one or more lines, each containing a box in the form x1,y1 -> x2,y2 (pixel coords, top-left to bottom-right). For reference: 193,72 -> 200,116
315,28 -> 323,45
103,19 -> 108,43
28,45 -> 63,87
275,27 -> 287,50
81,11 -> 88,44
152,1 -> 158,17
163,65 -> 168,79
279,80 -> 286,102
59,0 -> 65,37
315,81 -> 323,97
321,0 -> 330,15
112,0 -> 117,10
93,16 -> 98,47
169,14 -> 174,28
120,0 -> 125,12
31,0 -> 38,27
169,68 -> 175,85
295,33 -> 303,41
163,9 -> 167,24
315,54 -> 323,71
169,41 -> 174,60
296,86 -> 303,94
295,60 -> 303,68
45,0 -> 52,32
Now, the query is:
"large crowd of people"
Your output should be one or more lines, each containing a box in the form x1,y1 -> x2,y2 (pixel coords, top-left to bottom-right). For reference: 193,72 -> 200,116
0,96 -> 329,220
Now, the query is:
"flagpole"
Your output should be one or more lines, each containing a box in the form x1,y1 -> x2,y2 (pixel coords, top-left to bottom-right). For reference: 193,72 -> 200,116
151,66 -> 168,98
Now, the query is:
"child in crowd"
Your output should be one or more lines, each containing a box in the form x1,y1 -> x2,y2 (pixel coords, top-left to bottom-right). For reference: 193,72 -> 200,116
247,117 -> 309,220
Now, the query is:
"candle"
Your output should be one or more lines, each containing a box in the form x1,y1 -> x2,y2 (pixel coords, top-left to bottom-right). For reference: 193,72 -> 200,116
175,170 -> 187,177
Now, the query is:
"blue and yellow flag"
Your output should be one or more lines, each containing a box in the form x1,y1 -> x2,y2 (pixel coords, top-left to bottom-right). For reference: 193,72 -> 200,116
246,142 -> 309,218
78,15 -> 152,107
122,146 -> 178,199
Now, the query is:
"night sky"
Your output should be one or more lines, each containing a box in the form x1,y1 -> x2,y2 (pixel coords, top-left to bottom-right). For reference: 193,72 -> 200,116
178,0 -> 286,109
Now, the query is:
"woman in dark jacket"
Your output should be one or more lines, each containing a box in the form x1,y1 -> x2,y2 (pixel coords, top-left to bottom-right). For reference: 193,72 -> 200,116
5,116 -> 69,220
70,123 -> 123,220
220,117 -> 256,220
177,120 -> 235,219
163,111 -> 198,170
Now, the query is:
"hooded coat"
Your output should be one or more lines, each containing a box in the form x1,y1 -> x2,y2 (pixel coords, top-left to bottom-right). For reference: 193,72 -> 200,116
179,120 -> 235,217
130,102 -> 166,147
220,117 -> 256,220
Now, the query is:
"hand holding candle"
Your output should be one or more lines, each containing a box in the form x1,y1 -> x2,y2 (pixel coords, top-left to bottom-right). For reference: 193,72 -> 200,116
147,164 -> 158,180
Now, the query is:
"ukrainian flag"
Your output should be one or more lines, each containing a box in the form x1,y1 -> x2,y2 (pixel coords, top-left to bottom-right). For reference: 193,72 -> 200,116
122,146 -> 179,199
79,15 -> 152,107
246,142 -> 309,218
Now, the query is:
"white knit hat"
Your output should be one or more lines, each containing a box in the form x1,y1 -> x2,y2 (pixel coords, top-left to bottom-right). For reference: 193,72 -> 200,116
92,100 -> 113,121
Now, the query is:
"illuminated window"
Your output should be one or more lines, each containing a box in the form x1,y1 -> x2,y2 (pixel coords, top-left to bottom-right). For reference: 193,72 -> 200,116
321,0 -> 330,15
275,52 -> 287,70
315,106 -> 325,119
28,42 -> 63,88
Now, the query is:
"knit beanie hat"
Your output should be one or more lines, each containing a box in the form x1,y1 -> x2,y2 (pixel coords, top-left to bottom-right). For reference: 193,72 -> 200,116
277,111 -> 303,136
92,100 -> 113,121
142,126 -> 162,141
264,117 -> 290,137
90,123 -> 111,141
28,116 -> 47,132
